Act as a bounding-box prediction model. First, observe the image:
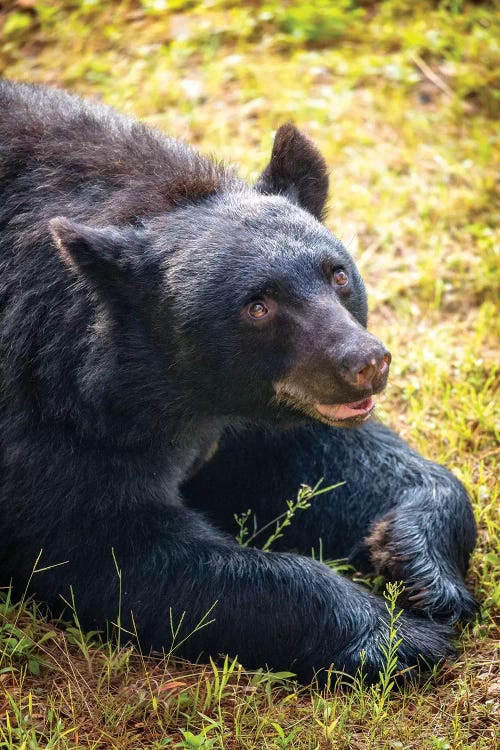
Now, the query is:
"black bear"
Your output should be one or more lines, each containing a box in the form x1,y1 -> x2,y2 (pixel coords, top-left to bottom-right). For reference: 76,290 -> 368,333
0,80 -> 477,684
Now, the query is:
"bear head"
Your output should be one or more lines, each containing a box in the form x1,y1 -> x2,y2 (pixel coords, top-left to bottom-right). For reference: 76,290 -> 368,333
49,124 -> 390,429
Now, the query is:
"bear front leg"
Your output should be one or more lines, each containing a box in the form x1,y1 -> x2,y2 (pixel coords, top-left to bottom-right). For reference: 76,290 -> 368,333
316,420 -> 479,622
6,475 -> 457,684
108,506 -> 456,684
361,469 -> 478,623
184,420 -> 478,623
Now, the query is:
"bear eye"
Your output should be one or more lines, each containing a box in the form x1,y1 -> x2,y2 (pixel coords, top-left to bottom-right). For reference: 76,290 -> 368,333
332,268 -> 349,287
248,301 -> 269,319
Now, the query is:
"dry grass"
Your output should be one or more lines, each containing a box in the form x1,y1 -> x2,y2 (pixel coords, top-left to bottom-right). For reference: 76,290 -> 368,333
0,1 -> 499,747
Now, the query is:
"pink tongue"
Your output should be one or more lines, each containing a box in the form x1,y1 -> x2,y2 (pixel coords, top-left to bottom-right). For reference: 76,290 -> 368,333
315,397 -> 374,421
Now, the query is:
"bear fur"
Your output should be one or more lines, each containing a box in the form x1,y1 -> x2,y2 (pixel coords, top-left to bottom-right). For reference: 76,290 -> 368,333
0,80 -> 476,684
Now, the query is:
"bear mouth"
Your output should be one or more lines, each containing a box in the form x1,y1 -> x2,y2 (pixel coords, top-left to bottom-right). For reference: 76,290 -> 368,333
274,384 -> 376,427
314,397 -> 374,425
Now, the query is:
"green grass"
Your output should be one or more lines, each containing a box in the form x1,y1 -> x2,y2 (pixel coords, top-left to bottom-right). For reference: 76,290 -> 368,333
0,0 -> 499,747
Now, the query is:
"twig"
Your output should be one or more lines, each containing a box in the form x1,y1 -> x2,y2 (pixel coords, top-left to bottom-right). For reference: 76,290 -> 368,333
411,54 -> 453,96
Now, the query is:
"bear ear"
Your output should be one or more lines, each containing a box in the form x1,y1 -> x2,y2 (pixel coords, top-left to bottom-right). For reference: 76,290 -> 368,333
49,217 -> 141,301
255,123 -> 330,221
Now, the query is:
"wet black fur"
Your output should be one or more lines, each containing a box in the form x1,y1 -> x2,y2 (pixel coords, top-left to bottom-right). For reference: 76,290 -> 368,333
0,80 -> 476,685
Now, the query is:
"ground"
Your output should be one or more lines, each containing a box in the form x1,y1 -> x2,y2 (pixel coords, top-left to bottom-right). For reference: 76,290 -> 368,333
0,1 -> 498,748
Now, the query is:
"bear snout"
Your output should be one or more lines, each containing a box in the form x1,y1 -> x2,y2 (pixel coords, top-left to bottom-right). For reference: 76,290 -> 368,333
339,347 -> 392,391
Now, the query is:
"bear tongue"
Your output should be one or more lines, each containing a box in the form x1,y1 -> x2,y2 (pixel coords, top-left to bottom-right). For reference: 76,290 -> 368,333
315,397 -> 374,421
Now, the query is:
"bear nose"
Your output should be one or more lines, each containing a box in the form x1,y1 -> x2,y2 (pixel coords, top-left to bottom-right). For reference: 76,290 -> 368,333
341,349 -> 391,389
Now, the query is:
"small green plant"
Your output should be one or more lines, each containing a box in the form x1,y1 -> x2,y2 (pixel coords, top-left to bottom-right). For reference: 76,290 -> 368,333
370,581 -> 405,722
161,603 -> 218,663
0,556 -> 60,677
204,654 -> 240,711
175,729 -> 218,748
268,720 -> 302,748
235,480 -> 344,551
60,587 -> 103,668
261,0 -> 365,46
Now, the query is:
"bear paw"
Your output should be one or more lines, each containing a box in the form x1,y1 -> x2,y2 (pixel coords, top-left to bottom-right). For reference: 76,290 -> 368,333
363,513 -> 479,623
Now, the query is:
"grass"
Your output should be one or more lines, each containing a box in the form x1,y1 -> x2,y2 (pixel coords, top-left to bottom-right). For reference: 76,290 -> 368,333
0,0 -> 499,747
